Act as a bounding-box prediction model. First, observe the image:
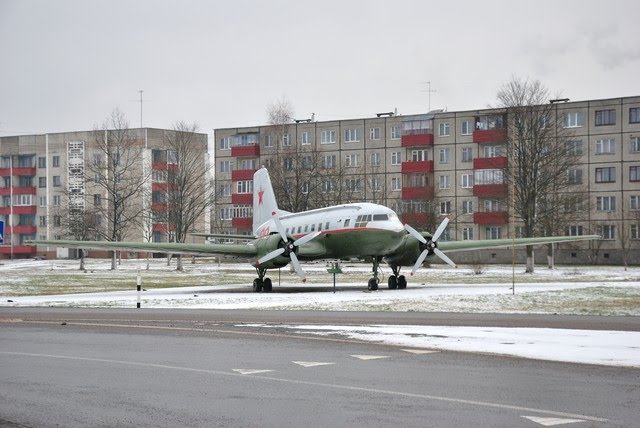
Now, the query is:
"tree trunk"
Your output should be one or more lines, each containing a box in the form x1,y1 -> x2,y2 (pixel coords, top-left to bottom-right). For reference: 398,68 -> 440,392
525,245 -> 535,273
546,243 -> 554,269
111,251 -> 117,270
79,249 -> 85,271
176,255 -> 183,271
167,254 -> 172,266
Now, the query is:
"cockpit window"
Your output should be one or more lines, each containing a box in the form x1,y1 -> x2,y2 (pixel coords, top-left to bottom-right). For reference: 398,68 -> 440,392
355,214 -> 372,228
373,214 -> 388,221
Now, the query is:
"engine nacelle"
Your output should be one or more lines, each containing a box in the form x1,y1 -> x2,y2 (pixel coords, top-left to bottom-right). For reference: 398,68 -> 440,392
252,233 -> 296,269
384,232 -> 432,267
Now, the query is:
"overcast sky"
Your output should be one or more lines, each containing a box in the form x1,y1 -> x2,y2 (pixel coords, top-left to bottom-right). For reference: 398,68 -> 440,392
1,0 -> 638,140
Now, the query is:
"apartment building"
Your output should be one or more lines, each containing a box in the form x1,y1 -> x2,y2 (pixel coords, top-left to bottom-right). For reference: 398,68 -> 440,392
0,128 -> 209,259
214,96 -> 640,265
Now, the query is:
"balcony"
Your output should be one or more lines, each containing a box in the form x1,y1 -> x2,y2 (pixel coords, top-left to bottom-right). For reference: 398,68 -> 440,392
401,186 -> 434,200
400,212 -> 429,225
0,245 -> 37,255
401,160 -> 434,174
231,169 -> 257,181
152,223 -> 176,232
152,162 -> 179,172
231,145 -> 260,157
473,129 -> 507,143
0,167 -> 36,176
231,193 -> 253,205
0,186 -> 37,196
152,182 -> 176,191
473,212 -> 508,225
473,157 -> 508,170
151,202 -> 176,211
401,133 -> 434,147
13,206 -> 37,214
232,217 -> 252,229
473,184 -> 508,197
7,225 -> 37,234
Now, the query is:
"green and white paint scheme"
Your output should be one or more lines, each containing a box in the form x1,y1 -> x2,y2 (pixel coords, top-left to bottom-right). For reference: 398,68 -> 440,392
28,168 -> 599,292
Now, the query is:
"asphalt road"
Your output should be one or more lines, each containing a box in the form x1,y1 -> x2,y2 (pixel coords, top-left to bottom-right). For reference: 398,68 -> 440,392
1,309 -> 639,427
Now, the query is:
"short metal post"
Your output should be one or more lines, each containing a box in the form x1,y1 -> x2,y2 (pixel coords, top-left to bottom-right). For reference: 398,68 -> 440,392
136,268 -> 141,308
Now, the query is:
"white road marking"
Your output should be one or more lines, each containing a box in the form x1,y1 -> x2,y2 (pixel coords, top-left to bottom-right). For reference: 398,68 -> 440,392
350,355 -> 390,360
522,415 -> 585,426
0,352 -> 607,423
232,369 -> 274,375
292,361 -> 336,368
401,349 -> 440,355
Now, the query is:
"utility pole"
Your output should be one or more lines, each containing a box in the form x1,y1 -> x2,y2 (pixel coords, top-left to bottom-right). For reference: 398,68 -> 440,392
421,81 -> 436,112
139,90 -> 143,128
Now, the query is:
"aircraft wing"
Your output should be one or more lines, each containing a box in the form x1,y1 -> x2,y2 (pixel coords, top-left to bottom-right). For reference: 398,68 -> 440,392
26,239 -> 258,258
189,232 -> 254,240
438,235 -> 600,253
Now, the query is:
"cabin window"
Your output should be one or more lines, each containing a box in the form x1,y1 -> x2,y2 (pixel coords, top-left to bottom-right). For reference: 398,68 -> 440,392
311,224 -> 315,231
285,228 -> 289,234
373,214 -> 388,221
297,226 -> 302,234
318,223 -> 322,231
325,222 -> 330,230
304,225 -> 309,232
344,219 -> 350,227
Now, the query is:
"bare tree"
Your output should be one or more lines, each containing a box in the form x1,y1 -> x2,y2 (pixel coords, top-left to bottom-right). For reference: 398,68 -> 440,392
87,109 -> 149,270
497,77 -> 582,273
163,121 -> 210,271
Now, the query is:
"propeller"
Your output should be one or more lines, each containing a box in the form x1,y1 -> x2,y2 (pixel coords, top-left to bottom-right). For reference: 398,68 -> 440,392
255,212 -> 321,283
404,216 -> 457,275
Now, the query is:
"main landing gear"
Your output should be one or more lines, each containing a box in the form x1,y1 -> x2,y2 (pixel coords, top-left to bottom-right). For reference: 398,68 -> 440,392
252,268 -> 273,293
387,265 -> 407,290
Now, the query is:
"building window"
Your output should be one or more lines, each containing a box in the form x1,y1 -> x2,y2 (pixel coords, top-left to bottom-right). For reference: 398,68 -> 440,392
52,156 -> 60,168
220,183 -> 231,197
484,199 -> 502,212
241,159 -> 257,170
595,109 -> 616,126
39,196 -> 46,207
38,177 -> 46,188
462,227 -> 474,240
371,177 -> 382,192
439,175 -> 450,189
301,132 -> 310,145
93,194 -> 101,206
483,145 -> 502,158
345,178 -> 361,192
630,166 -> 640,182
461,174 -> 473,188
321,130 -> 336,144
597,225 -> 616,240
344,128 -> 361,143
321,179 -> 336,193
562,111 -> 584,128
219,161 -> 232,173
38,157 -> 46,168
462,200 -> 474,214
567,168 -> 583,184
39,216 -> 46,227
440,201 -> 451,215
595,167 -> 616,183
264,135 -> 273,147
631,195 -> 640,210
391,177 -> 401,191
236,180 -> 253,194
322,155 -> 336,169
566,225 -> 584,236
596,196 -> 616,212
630,108 -> 640,124
485,227 -> 502,239
53,176 -> 61,187
630,137 -> 640,153
282,133 -> 291,146
474,169 -> 504,185
565,140 -> 583,156
595,138 -> 615,154
412,150 -> 428,162
370,127 -> 381,140
476,115 -> 504,130
461,121 -> 473,135
438,122 -> 450,136
53,195 -> 61,206
391,151 -> 401,165
370,152 -> 381,167
344,154 -> 358,167
461,147 -> 473,162
53,215 -> 61,227
439,148 -> 450,163
631,224 -> 639,240
390,125 -> 401,140
283,158 -> 293,170
220,137 -> 231,150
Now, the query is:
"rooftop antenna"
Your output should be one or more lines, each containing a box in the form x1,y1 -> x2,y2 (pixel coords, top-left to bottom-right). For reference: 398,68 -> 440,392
421,81 -> 436,112
139,90 -> 143,128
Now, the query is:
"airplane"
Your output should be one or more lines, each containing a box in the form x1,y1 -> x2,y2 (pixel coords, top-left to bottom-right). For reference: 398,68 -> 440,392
28,168 -> 599,292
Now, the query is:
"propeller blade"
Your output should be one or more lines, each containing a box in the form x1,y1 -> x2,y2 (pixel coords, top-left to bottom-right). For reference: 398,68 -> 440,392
404,223 -> 427,244
434,248 -> 457,268
410,250 -> 429,276
289,252 -> 307,283
272,216 -> 288,243
293,231 -> 321,247
432,216 -> 450,242
256,248 -> 285,265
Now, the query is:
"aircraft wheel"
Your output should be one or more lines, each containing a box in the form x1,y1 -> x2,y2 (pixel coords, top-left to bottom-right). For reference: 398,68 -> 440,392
252,278 -> 263,293
368,278 -> 379,291
388,275 -> 398,290
398,275 -> 407,289
263,278 -> 273,292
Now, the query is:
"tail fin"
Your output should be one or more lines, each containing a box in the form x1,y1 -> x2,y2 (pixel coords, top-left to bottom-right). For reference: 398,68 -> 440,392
253,168 -> 288,233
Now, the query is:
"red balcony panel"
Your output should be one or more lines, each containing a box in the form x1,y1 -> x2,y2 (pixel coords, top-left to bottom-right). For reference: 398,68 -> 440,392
152,182 -> 168,191
152,162 -> 167,170
167,163 -> 178,172
401,133 -> 434,147
0,207 -> 9,214
0,167 -> 36,176
473,129 -> 507,143
473,212 -> 508,225
473,156 -> 508,170
401,160 -> 434,174
400,212 -> 428,225
232,217 -> 252,229
401,186 -> 434,200
473,184 -> 508,197
0,168 -> 8,176
152,223 -> 176,232
0,245 -> 37,255
231,169 -> 257,181
13,206 -> 37,214
13,186 -> 37,195
231,145 -> 260,157
0,188 -> 8,196
151,202 -> 177,211
8,225 -> 37,234
231,193 -> 253,205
